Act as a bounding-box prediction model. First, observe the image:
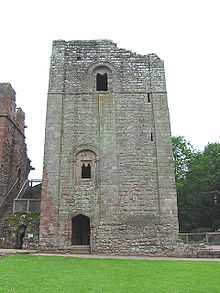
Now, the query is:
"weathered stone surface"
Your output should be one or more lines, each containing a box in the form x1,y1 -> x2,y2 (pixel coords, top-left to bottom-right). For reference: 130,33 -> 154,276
40,40 -> 179,255
0,83 -> 31,241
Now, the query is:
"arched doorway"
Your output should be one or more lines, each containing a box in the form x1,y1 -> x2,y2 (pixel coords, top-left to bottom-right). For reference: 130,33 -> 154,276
72,214 -> 90,245
16,224 -> 26,249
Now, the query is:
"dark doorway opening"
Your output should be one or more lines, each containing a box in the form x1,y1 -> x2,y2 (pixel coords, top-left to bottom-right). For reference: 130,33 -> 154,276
16,224 -> 27,249
72,214 -> 90,245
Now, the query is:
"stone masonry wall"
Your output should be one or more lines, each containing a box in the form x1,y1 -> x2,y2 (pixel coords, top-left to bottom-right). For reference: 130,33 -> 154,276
40,40 -> 178,255
0,83 -> 30,239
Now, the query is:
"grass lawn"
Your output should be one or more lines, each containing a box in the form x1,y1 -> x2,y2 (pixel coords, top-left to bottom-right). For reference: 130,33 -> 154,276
0,256 -> 220,293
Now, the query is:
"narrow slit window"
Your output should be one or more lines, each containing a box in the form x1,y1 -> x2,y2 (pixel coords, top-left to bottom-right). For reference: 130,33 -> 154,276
150,132 -> 154,142
147,93 -> 151,103
96,73 -> 108,91
81,163 -> 91,178
17,168 -> 21,187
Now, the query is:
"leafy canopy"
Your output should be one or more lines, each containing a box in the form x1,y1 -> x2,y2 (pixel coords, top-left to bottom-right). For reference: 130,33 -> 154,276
172,137 -> 220,232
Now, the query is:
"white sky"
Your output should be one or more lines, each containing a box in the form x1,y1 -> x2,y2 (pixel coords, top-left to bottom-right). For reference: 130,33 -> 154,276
0,0 -> 219,179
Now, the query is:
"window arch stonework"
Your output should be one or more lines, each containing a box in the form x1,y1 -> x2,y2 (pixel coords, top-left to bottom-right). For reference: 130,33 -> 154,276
93,66 -> 111,92
87,63 -> 116,92
74,150 -> 96,189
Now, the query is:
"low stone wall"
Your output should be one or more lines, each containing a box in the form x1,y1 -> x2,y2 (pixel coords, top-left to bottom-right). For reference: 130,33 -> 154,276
39,235 -> 217,258
38,243 -> 220,258
2,217 -> 220,258
92,243 -> 202,258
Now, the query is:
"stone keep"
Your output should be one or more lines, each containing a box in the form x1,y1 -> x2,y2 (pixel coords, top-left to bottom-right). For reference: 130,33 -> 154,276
40,40 -> 178,254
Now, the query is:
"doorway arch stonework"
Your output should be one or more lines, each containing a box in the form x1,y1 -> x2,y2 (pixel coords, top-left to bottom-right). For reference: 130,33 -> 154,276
71,214 -> 90,245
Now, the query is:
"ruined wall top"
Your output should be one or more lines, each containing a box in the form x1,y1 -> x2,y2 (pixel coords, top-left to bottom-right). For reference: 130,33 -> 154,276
0,83 -> 16,99
51,39 -> 163,65
49,40 -> 166,93
0,83 -> 25,134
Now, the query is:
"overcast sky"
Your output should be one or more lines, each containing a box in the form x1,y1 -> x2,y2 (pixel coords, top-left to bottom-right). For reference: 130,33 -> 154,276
0,0 -> 219,179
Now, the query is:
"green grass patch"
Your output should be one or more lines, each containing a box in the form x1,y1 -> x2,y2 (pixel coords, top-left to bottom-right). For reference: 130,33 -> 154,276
0,255 -> 220,293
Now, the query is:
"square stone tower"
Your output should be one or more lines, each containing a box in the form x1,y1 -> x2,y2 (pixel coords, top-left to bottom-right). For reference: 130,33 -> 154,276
40,40 -> 178,254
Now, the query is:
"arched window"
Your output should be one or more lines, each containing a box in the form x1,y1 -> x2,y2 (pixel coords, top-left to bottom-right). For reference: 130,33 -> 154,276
96,73 -> 108,91
74,150 -> 96,187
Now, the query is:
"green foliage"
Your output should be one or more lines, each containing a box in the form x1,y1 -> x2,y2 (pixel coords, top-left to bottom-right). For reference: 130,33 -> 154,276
1,256 -> 220,293
172,136 -> 197,182
172,137 -> 220,232
6,213 -> 40,233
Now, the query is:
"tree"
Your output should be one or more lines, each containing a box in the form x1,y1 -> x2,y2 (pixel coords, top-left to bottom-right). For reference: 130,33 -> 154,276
172,138 -> 220,232
172,136 -> 198,231
184,143 -> 220,231
172,136 -> 197,182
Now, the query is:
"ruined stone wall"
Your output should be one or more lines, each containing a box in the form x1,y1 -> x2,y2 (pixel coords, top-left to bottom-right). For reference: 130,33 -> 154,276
0,83 -> 30,237
40,40 -> 178,254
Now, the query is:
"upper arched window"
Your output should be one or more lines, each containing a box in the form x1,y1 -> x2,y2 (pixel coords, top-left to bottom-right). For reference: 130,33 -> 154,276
90,65 -> 112,92
96,73 -> 108,91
